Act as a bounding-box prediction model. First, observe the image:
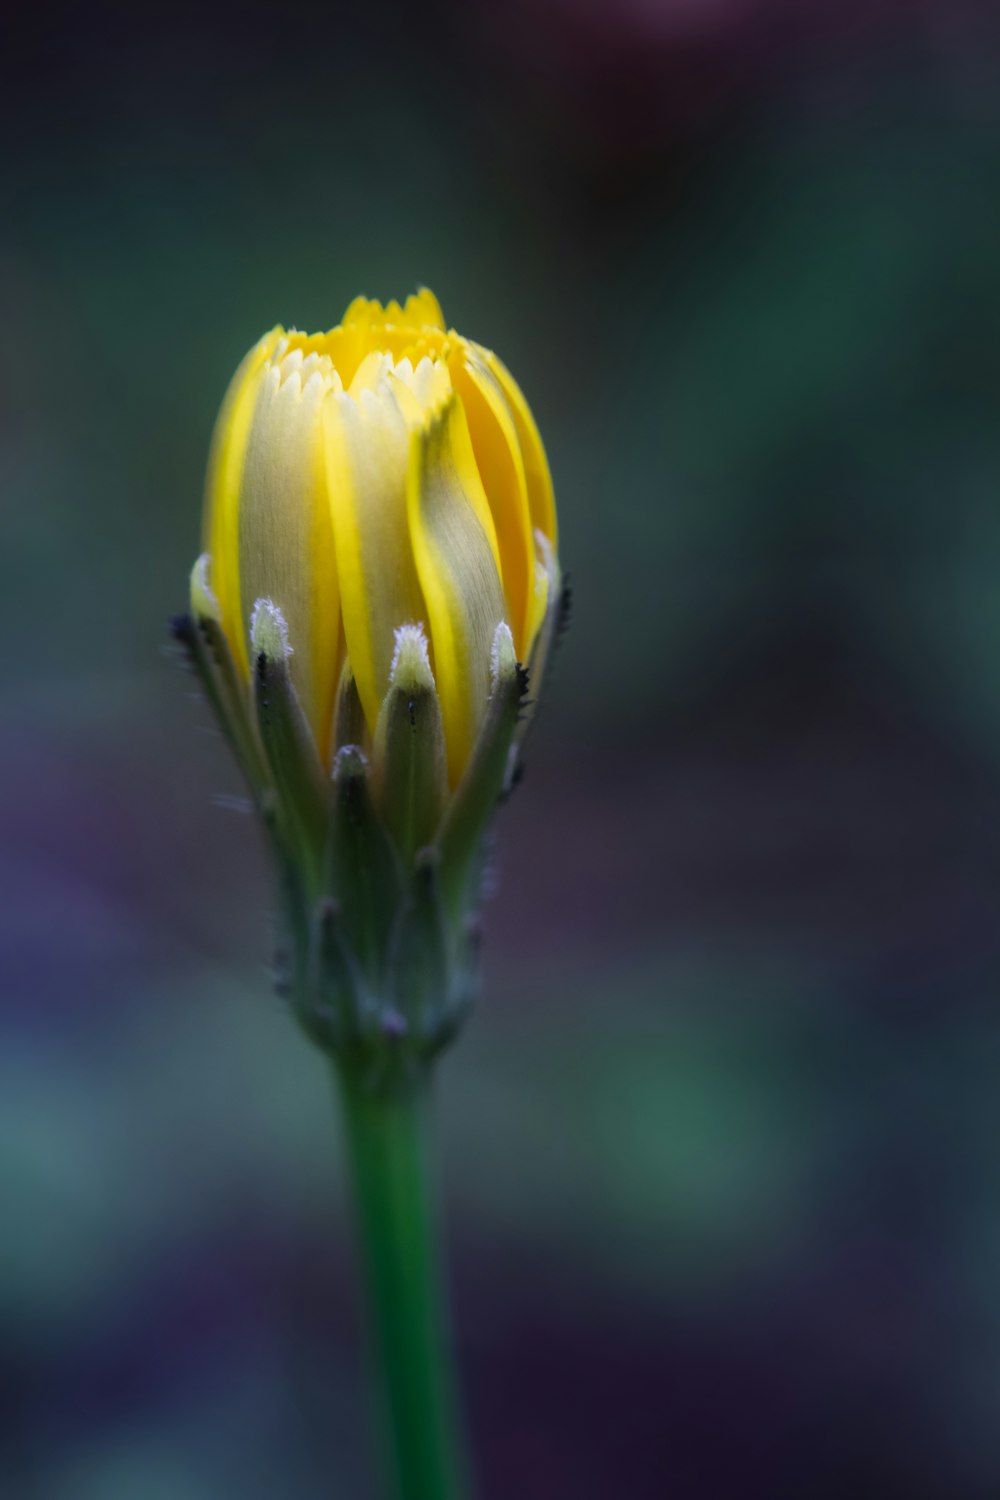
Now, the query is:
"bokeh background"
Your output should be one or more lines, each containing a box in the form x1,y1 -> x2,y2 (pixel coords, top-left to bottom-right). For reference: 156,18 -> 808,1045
5,1 -> 1000,1495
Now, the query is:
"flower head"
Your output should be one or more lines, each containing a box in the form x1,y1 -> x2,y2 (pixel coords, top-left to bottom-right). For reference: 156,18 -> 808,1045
178,290 -> 562,1072
199,289 -> 558,780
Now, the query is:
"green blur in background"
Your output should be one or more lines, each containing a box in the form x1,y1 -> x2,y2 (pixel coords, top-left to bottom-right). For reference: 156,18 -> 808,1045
4,3 -> 1000,1497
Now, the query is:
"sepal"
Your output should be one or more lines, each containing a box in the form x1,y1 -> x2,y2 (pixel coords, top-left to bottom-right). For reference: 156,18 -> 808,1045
294,896 -> 370,1054
328,746 -> 405,984
374,625 -> 448,866
173,586 -> 543,1080
173,557 -> 270,794
435,622 -> 528,921
384,849 -> 452,1050
252,598 -> 329,879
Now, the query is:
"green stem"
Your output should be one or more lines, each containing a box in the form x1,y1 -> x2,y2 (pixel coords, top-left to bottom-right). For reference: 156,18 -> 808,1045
337,1065 -> 470,1500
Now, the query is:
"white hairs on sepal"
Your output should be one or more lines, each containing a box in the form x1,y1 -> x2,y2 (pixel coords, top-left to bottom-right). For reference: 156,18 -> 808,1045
489,621 -> 516,691
390,622 -> 435,689
250,597 -> 293,660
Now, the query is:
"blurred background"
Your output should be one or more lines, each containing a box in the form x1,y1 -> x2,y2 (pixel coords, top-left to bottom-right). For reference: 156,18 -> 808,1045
4,0 -> 1000,1495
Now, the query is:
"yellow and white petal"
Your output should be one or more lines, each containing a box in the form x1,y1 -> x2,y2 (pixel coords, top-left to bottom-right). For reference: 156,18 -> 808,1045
237,353 -> 341,758
388,354 -> 452,423
349,349 -> 393,398
468,340 -> 557,548
407,393 -> 508,783
203,326 -> 284,673
449,349 -> 535,659
323,365 -> 427,735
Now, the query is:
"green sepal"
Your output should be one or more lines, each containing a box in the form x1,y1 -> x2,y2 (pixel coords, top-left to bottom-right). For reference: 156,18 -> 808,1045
329,745 -> 405,986
384,849 -> 452,1048
426,916 -> 480,1057
294,896 -> 370,1055
251,602 -> 330,887
182,555 -> 271,793
170,610 -> 269,796
333,659 -> 367,757
258,786 -> 311,1006
435,623 -> 528,922
375,679 -> 448,869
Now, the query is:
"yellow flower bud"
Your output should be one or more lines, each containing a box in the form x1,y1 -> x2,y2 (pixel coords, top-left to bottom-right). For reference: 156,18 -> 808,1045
180,290 -> 564,1066
198,289 -> 559,783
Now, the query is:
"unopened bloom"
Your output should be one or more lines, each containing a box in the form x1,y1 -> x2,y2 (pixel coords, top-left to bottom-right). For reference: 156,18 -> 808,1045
177,290 -> 562,1070
198,287 -> 557,780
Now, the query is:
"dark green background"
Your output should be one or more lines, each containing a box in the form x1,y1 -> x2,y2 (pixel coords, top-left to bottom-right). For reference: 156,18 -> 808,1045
5,2 -> 1000,1495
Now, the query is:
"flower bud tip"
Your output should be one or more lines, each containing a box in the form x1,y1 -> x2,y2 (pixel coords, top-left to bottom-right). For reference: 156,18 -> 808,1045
389,623 -> 435,692
250,597 -> 293,661
190,553 -> 221,622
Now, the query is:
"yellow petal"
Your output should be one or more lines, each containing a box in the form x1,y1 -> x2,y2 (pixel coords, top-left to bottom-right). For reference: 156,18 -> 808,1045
329,292 -> 448,387
341,288 -> 445,334
323,367 -> 427,735
407,393 -> 508,783
237,353 -> 341,760
340,295 -> 376,328
449,349 -> 535,659
525,531 -> 552,658
203,327 -> 284,674
470,340 -> 557,548
531,524 -> 562,662
400,287 -> 446,332
280,324 -> 371,389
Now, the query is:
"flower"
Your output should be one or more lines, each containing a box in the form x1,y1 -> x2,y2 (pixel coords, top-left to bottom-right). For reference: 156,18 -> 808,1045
196,288 -> 558,782
177,290 -> 563,1070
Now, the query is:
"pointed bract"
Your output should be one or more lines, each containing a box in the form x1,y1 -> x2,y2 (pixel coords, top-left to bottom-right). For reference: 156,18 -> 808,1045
329,746 -> 405,985
385,849 -> 452,1044
252,599 -> 329,881
374,625 -> 448,864
436,622 -> 529,922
